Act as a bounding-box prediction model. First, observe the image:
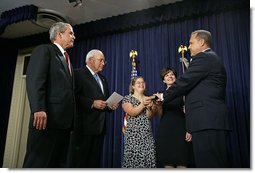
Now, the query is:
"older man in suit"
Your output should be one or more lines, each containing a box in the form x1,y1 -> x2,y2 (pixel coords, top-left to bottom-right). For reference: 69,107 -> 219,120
70,49 -> 118,168
155,30 -> 231,168
23,22 -> 76,168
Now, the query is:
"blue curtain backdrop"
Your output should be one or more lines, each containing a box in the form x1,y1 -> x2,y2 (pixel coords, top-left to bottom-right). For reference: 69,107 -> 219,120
0,0 -> 249,168
0,5 -> 38,34
68,3 -> 250,168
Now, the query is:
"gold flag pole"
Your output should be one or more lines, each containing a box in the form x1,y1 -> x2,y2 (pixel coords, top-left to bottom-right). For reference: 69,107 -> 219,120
178,45 -> 188,113
178,45 -> 188,74
129,50 -> 138,79
122,50 -> 138,134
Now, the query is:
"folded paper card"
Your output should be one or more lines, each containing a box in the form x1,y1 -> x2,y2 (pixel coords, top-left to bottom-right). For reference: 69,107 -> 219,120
106,92 -> 123,108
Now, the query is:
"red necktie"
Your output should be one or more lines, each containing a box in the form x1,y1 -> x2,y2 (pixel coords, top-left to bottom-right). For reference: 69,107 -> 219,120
64,51 -> 72,75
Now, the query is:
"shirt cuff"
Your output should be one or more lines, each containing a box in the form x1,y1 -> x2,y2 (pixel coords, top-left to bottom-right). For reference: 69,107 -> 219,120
161,93 -> 164,101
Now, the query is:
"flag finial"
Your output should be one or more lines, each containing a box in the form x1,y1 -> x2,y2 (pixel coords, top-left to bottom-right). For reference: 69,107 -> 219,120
129,50 -> 138,80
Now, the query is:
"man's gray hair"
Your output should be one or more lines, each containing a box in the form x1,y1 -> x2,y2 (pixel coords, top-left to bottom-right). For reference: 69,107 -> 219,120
85,49 -> 102,63
49,22 -> 71,41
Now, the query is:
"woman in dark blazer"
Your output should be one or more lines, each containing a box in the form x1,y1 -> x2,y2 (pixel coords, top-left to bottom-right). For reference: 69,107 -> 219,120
156,67 -> 193,168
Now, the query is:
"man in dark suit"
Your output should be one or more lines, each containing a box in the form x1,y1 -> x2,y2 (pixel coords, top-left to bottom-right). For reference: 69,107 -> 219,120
23,22 -> 76,168
70,49 -> 118,168
155,30 -> 231,167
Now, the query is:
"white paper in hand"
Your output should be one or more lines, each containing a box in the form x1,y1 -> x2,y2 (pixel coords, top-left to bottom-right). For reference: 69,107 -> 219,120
106,92 -> 123,108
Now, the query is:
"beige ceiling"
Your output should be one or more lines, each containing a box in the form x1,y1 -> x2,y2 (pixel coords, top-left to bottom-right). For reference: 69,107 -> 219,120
0,0 -> 182,39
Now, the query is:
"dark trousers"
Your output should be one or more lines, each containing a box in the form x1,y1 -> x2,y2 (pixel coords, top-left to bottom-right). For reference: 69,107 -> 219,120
191,129 -> 230,168
23,128 -> 71,168
69,134 -> 104,168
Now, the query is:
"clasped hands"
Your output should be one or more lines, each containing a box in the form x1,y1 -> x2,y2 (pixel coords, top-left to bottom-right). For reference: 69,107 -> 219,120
153,92 -> 163,101
142,95 -> 162,110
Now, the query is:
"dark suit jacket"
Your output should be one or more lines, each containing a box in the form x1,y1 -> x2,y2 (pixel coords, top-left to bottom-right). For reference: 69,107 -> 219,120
26,44 -> 75,129
163,49 -> 230,132
74,66 -> 110,135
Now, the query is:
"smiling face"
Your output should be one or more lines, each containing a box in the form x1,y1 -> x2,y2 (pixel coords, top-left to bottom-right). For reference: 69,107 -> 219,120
133,77 -> 146,93
163,71 -> 176,87
130,77 -> 146,94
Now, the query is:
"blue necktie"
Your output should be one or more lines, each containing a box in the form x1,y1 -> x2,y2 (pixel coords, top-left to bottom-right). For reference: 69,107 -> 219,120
94,74 -> 100,85
94,74 -> 104,93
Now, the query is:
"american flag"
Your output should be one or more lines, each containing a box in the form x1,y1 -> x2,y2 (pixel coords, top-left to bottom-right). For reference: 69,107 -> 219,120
122,50 -> 138,134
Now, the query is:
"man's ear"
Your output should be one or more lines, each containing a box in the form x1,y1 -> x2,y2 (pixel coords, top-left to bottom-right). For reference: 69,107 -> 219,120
55,32 -> 62,40
200,39 -> 205,46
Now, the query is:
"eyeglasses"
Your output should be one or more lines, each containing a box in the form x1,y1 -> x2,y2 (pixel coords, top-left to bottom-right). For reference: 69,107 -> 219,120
95,58 -> 107,64
135,81 -> 145,85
